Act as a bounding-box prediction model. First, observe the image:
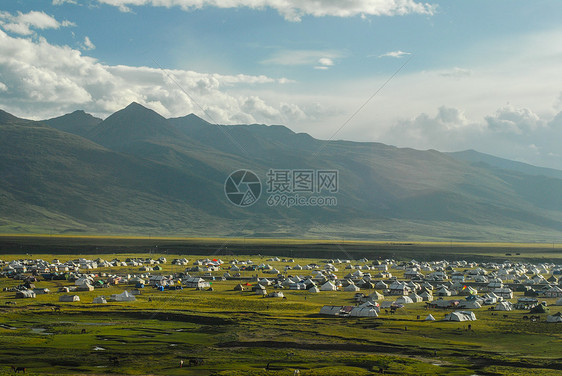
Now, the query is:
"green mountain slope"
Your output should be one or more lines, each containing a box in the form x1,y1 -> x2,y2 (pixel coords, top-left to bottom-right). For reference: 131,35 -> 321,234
0,120 -> 233,234
2,103 -> 562,241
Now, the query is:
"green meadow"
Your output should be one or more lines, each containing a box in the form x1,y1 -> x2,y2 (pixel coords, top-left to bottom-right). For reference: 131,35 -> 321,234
1,247 -> 562,375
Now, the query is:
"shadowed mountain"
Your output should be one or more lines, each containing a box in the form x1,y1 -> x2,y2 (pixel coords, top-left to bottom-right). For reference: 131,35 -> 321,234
2,103 -> 562,241
41,110 -> 102,138
168,114 -> 317,163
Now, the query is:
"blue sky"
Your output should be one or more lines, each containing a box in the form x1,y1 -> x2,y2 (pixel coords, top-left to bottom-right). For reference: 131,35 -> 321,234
1,0 -> 562,169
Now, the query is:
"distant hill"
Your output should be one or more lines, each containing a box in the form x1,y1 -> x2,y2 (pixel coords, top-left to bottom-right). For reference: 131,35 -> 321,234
448,150 -> 562,180
2,103 -> 562,242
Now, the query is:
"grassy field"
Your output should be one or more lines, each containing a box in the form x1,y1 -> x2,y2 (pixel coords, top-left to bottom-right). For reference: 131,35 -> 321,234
1,245 -> 562,375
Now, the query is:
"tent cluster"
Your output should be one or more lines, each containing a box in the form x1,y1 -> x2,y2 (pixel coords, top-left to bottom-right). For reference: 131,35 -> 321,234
320,302 -> 380,317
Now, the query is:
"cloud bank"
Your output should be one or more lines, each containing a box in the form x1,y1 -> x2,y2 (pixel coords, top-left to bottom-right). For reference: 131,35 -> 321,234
94,0 -> 435,21
379,103 -> 562,169
0,29 -> 299,125
0,10 -> 74,36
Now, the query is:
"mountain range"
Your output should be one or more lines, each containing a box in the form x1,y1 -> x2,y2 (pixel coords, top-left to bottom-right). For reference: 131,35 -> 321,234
1,102 -> 562,242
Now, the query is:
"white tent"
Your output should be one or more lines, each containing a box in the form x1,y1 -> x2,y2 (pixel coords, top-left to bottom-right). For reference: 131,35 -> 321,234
344,284 -> 360,292
380,301 -> 394,308
308,286 -> 320,293
75,277 -> 93,286
395,295 -> 414,304
546,312 -> 562,323
425,314 -> 436,321
459,286 -> 478,296
544,286 -> 562,298
15,290 -> 36,299
77,284 -> 94,291
320,281 -> 337,291
320,305 -> 342,316
555,297 -> 562,306
184,277 -> 210,289
375,281 -> 388,289
408,292 -> 423,303
444,311 -> 476,322
436,286 -> 452,296
59,295 -> 80,302
495,301 -> 513,311
368,291 -> 384,301
130,277 -> 146,284
93,296 -> 107,304
112,290 -> 136,302
420,291 -> 433,302
349,306 -> 378,317
357,301 -> 380,312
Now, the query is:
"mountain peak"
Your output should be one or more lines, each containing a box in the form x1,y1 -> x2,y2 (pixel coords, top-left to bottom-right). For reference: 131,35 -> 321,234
169,113 -> 212,128
89,102 -> 181,149
125,101 -> 145,110
41,109 -> 102,137
115,102 -> 167,120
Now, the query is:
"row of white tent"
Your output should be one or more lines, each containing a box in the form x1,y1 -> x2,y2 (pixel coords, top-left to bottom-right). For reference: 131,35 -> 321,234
320,302 -> 380,317
320,305 -> 478,322
319,307 -> 562,323
59,290 -> 136,303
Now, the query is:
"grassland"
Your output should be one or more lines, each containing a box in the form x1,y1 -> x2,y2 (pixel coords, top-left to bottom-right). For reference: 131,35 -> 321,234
1,240 -> 562,375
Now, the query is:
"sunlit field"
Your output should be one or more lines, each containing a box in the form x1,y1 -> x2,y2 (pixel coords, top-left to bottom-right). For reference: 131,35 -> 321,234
1,240 -> 562,375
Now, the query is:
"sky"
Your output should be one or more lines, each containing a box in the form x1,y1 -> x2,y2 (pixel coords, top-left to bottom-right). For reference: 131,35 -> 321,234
1,0 -> 562,169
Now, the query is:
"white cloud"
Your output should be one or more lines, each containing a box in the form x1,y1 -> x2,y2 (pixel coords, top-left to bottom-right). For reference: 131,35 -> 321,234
53,0 -> 77,4
0,29 -> 298,125
262,49 -> 343,66
438,67 -> 472,78
241,96 -> 279,120
380,106 -> 476,150
379,50 -> 411,58
555,91 -> 562,110
81,36 -> 96,50
314,57 -> 334,70
485,105 -> 543,135
94,0 -> 435,21
376,103 -> 562,169
0,10 -> 73,36
280,102 -> 306,122
61,20 -> 77,27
